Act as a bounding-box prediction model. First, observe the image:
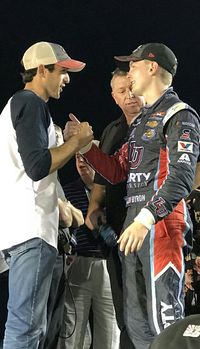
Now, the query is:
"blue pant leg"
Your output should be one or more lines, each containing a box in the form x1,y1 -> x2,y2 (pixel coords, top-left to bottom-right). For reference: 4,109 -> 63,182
3,238 -> 57,349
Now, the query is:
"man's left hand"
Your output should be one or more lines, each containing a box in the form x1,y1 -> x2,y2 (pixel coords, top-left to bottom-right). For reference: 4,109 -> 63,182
118,221 -> 149,256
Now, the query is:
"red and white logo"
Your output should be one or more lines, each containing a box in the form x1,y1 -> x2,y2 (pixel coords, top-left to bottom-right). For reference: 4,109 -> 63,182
148,52 -> 155,58
180,129 -> 191,140
177,141 -> 193,153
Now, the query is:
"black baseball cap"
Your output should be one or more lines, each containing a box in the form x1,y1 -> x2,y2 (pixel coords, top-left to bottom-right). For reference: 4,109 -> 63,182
149,315 -> 200,349
114,43 -> 178,76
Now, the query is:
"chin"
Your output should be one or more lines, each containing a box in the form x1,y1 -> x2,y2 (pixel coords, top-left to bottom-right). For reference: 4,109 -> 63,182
130,108 -> 140,114
53,94 -> 60,100
131,85 -> 141,96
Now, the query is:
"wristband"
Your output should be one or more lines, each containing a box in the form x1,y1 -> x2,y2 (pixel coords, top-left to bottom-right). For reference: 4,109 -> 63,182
134,208 -> 155,230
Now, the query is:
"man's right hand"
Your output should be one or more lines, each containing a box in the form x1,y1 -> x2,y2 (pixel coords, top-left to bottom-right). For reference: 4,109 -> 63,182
49,114 -> 93,174
63,113 -> 82,141
64,113 -> 94,149
75,121 -> 94,149
63,120 -> 80,141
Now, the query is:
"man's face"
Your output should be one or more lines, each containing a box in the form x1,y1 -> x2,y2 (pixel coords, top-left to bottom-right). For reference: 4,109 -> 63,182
112,75 -> 144,115
128,60 -> 151,96
76,153 -> 95,184
44,65 -> 70,99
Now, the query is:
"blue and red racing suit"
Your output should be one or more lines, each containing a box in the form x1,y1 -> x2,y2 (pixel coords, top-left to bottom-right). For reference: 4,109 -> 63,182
83,88 -> 200,348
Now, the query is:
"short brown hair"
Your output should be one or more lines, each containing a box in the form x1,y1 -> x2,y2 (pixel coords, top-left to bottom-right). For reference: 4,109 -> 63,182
21,64 -> 55,83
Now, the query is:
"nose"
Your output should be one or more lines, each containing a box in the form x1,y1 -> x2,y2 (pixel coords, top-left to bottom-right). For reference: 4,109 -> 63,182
127,69 -> 132,79
124,89 -> 132,99
129,89 -> 135,98
64,73 -> 70,84
76,153 -> 85,162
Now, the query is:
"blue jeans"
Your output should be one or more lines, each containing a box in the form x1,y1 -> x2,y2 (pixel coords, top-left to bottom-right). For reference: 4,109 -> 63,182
39,253 -> 66,349
3,238 -> 57,349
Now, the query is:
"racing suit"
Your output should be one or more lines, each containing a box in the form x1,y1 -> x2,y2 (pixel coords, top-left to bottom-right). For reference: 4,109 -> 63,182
83,88 -> 200,349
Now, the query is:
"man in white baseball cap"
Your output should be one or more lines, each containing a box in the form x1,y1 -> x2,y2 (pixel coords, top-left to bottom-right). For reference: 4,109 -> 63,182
0,41 -> 93,349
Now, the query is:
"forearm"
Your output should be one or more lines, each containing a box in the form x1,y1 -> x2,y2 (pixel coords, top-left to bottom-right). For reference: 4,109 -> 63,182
88,184 -> 106,213
57,172 -> 84,227
49,136 -> 83,173
83,143 -> 128,184
85,183 -> 106,229
50,120 -> 93,173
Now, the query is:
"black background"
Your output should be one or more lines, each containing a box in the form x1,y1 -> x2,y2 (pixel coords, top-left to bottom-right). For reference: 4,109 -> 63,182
1,0 -> 200,183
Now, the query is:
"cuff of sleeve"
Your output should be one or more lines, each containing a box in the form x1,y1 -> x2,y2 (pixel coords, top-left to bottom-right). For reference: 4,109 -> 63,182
134,208 -> 155,230
79,142 -> 92,154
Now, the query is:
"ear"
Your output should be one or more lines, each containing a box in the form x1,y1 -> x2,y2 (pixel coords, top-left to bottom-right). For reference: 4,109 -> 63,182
37,64 -> 46,77
149,61 -> 159,75
111,91 -> 119,105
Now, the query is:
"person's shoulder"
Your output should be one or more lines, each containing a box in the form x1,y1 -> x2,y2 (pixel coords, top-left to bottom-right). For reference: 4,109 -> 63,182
161,91 -> 200,126
165,90 -> 198,116
12,90 -> 45,106
102,114 -> 126,133
10,90 -> 49,128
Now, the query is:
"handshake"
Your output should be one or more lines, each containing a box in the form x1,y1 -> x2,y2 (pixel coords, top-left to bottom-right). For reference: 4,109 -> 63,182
63,113 -> 94,153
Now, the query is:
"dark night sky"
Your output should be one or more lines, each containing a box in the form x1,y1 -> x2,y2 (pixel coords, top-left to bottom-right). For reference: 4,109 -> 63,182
1,0 -> 200,182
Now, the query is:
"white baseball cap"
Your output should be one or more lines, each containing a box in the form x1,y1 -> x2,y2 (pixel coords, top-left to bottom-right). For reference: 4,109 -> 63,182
22,41 -> 86,72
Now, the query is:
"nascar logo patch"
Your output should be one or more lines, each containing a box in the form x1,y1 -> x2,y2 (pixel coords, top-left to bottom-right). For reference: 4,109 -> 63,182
178,141 -> 193,153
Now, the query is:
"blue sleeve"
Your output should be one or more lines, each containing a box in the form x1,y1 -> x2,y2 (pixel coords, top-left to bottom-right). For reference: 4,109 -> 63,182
145,110 -> 200,221
11,92 -> 52,181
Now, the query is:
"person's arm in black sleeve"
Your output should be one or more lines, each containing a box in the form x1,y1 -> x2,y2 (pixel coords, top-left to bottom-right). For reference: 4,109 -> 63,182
145,110 -> 200,222
12,96 -> 51,181
12,93 -> 94,181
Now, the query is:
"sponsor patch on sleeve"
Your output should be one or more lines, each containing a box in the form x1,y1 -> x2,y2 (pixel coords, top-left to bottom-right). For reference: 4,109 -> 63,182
177,141 -> 194,153
183,324 -> 200,338
177,153 -> 191,164
180,129 -> 191,140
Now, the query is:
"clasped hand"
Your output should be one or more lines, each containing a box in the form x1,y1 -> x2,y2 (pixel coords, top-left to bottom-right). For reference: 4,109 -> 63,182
63,113 -> 93,149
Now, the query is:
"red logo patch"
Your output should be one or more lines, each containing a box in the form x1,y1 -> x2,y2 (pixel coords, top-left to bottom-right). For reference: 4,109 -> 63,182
148,52 -> 155,58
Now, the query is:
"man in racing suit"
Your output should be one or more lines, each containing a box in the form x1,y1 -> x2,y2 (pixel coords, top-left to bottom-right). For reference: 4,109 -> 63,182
75,43 -> 200,349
